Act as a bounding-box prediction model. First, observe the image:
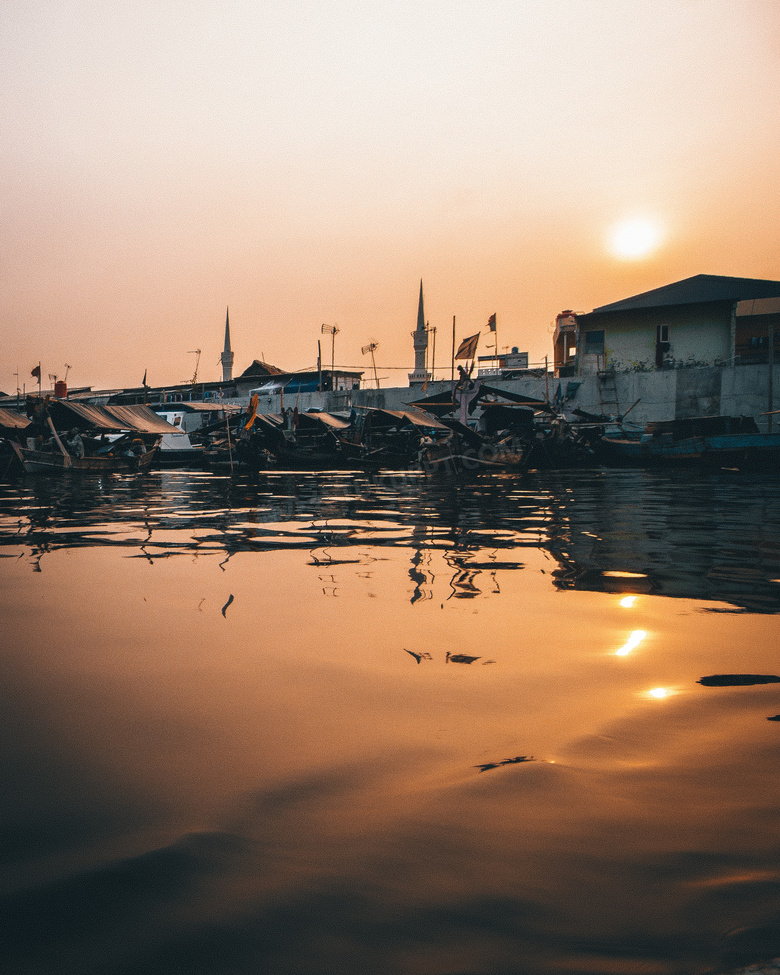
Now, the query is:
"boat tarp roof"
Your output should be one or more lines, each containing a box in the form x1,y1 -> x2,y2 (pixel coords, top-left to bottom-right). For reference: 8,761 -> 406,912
0,408 -> 31,430
49,401 -> 178,433
409,383 -> 549,414
251,413 -> 285,431
305,411 -> 352,431
364,406 -> 449,430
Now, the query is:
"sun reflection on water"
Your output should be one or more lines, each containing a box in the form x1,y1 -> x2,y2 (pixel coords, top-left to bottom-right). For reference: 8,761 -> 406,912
615,629 -> 648,656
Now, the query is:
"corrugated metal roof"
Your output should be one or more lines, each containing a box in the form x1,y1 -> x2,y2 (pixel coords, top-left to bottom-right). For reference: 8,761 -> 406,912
592,275 -> 780,314
0,408 -> 31,430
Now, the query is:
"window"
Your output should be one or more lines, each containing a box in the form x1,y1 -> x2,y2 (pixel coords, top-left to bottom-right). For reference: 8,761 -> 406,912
584,330 -> 605,354
657,324 -> 670,344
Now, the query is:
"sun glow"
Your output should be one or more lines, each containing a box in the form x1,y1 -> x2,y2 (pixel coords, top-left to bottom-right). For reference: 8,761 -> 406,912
609,217 -> 663,260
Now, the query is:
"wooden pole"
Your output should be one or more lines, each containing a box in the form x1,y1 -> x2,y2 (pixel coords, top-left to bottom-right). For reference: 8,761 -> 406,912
769,319 -> 774,434
451,316 -> 456,381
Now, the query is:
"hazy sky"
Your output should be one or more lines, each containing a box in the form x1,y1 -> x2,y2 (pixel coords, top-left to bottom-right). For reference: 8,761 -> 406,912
2,0 -> 780,393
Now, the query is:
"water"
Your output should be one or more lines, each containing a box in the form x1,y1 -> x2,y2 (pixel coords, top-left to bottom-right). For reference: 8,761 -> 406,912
2,466 -> 780,975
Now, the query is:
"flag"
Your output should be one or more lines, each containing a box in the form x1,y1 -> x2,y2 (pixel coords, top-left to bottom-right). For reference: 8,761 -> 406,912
455,333 -> 480,360
31,364 -> 41,380
142,369 -> 147,386
244,393 -> 259,430
486,314 -> 496,331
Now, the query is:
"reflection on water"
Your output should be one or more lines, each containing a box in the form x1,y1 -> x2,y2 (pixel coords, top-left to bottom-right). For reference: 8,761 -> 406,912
2,467 -> 780,974
3,467 -> 780,612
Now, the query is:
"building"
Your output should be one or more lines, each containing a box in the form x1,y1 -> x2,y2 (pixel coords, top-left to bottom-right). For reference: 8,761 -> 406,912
221,307 -> 234,382
408,280 -> 430,385
560,274 -> 780,377
476,347 -> 531,378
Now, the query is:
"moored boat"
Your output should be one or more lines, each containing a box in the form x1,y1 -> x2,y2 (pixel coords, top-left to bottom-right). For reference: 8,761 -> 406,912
595,415 -> 780,470
11,437 -> 159,473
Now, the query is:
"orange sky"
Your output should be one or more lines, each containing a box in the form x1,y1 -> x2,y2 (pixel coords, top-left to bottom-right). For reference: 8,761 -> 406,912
2,0 -> 780,394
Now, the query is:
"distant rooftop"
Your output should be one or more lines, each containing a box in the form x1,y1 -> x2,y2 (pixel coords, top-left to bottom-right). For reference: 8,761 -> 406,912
593,274 -> 780,314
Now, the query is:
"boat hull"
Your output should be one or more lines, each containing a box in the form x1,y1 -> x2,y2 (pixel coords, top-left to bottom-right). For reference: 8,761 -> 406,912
11,443 -> 158,474
597,432 -> 780,470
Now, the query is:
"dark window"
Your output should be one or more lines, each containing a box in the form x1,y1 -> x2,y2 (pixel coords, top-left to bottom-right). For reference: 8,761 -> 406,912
584,330 -> 604,354
657,324 -> 670,344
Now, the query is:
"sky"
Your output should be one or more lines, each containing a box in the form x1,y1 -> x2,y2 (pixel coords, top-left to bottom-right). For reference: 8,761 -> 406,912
2,0 -> 780,394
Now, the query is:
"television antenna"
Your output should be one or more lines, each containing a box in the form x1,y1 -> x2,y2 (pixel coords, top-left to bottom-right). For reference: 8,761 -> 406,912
361,341 -> 380,389
321,324 -> 339,380
188,349 -> 201,384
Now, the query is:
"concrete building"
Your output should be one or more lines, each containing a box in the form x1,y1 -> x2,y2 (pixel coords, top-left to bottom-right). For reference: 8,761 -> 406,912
561,274 -> 780,377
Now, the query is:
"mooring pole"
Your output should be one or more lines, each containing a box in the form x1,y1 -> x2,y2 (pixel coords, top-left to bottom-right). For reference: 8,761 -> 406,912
769,319 -> 774,434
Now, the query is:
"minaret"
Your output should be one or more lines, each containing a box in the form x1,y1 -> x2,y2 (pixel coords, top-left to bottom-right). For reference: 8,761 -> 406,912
408,279 -> 430,385
221,307 -> 234,382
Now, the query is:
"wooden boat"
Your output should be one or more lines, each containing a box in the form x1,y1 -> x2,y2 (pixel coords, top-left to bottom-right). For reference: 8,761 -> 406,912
11,435 -> 159,473
595,415 -> 780,470
11,399 -> 176,474
0,407 -> 32,478
418,418 -> 527,475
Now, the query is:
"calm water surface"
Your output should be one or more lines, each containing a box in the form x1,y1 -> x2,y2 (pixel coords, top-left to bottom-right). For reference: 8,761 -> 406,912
2,466 -> 780,975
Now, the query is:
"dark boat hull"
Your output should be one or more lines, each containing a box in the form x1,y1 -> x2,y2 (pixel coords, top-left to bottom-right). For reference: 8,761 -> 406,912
11,442 -> 158,474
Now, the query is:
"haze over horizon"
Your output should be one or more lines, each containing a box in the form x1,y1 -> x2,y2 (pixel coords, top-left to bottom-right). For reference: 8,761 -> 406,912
3,1 -> 780,394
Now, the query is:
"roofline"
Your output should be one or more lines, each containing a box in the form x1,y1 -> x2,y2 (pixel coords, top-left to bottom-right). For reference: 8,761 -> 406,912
590,274 -> 780,315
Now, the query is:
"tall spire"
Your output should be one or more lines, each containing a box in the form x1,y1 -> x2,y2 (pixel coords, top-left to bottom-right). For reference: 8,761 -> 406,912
409,279 -> 430,385
221,306 -> 234,382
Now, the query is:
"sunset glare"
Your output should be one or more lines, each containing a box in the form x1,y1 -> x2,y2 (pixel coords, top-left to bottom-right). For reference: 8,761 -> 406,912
609,218 -> 663,260
2,1 -> 780,392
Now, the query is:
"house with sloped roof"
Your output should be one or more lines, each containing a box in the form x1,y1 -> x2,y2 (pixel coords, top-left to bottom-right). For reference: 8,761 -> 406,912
560,274 -> 780,377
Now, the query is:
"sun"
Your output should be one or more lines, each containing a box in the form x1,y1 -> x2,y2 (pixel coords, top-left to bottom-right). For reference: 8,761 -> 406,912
609,217 -> 663,260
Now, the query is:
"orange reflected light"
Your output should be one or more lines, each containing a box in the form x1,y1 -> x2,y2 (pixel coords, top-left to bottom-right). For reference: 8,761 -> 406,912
615,629 -> 647,656
620,596 -> 637,608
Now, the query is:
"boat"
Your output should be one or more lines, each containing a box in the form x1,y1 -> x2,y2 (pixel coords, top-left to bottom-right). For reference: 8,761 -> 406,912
11,399 -> 171,474
356,406 -> 452,470
11,435 -> 159,473
595,415 -> 780,470
153,409 -> 206,467
0,407 -> 32,478
417,417 -> 527,474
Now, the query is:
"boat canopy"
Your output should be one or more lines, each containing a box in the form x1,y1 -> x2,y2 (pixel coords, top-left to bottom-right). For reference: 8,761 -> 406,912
0,408 -> 32,431
363,407 -> 450,430
304,411 -> 352,431
410,383 -> 551,416
47,401 -> 178,434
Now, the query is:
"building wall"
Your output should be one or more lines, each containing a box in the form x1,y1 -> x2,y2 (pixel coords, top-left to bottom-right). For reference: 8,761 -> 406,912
578,304 -> 733,375
230,363 -> 780,433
